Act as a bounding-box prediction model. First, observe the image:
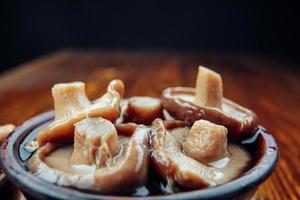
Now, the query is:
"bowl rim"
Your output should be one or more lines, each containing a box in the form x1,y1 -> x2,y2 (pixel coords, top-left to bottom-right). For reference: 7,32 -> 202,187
0,111 -> 278,200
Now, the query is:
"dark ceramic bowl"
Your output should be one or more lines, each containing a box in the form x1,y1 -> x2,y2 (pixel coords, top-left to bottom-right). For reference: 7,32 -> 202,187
0,111 -> 278,200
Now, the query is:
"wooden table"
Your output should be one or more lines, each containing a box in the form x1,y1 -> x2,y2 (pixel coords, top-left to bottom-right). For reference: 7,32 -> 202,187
0,50 -> 299,199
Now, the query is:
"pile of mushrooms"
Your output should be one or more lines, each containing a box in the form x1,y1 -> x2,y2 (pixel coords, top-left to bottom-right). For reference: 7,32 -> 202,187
28,66 -> 258,194
30,79 -> 161,193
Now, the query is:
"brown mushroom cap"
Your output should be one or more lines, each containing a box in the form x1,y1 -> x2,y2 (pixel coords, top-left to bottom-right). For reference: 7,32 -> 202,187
162,87 -> 258,140
150,119 -> 223,189
28,126 -> 149,193
37,79 -> 124,146
122,96 -> 163,125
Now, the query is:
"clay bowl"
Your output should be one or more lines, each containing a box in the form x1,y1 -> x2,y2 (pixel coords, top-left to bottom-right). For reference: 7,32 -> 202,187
0,111 -> 278,200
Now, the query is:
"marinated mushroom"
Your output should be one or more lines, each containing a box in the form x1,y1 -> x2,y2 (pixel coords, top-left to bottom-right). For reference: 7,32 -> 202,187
150,119 -> 223,189
93,127 -> 149,193
182,120 -> 228,164
122,96 -> 163,125
195,66 -> 223,109
150,119 -> 251,191
162,66 -> 258,140
37,79 -> 124,146
0,124 -> 15,143
70,117 -> 119,166
28,117 -> 149,193
26,72 -> 258,195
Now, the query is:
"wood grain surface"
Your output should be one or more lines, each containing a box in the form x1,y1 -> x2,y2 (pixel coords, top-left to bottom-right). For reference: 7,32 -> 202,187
0,50 -> 299,199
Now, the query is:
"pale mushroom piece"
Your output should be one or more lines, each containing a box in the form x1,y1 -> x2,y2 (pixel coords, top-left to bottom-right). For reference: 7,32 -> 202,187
0,124 -> 15,143
150,119 -> 223,189
183,120 -> 228,164
28,126 -> 149,193
70,117 -> 119,166
93,127 -> 149,193
195,66 -> 223,109
37,79 -> 124,146
123,96 -> 163,125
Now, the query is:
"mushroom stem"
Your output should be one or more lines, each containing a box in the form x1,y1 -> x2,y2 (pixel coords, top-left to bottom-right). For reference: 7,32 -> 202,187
70,117 -> 118,166
52,82 -> 91,120
183,120 -> 228,164
195,66 -> 223,109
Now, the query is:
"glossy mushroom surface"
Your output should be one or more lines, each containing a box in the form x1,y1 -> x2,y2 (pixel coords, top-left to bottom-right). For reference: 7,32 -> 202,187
150,119 -> 251,191
162,87 -> 258,140
70,117 -> 119,166
121,96 -> 163,125
150,119 -> 222,189
195,66 -> 223,109
182,120 -> 228,164
162,66 -> 258,140
37,79 -> 124,146
28,117 -> 149,193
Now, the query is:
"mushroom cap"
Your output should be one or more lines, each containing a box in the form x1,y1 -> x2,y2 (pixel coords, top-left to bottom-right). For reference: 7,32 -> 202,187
162,87 -> 258,140
28,126 -> 149,193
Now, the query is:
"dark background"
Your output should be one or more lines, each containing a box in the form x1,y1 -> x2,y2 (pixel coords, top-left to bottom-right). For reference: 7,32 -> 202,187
1,1 -> 299,71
